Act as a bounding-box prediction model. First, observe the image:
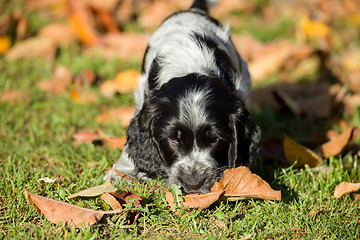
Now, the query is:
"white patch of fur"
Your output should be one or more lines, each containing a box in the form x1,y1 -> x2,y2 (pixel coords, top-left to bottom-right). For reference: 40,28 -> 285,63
178,87 -> 212,129
136,11 -> 251,110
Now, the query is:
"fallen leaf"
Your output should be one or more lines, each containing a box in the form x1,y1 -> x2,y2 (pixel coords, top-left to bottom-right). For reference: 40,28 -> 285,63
96,106 -> 135,126
72,129 -> 126,150
85,33 -> 148,61
299,15 -> 331,40
139,0 -> 178,31
68,182 -> 118,199
39,65 -> 72,94
211,166 -> 281,201
210,0 -> 255,18
68,0 -> 99,45
69,89 -> 97,103
113,169 -> 139,183
100,192 -> 123,210
0,36 -> 11,54
38,175 -> 63,183
100,70 -> 140,98
283,135 -> 322,167
344,94 -> 360,114
166,190 -> 224,210
114,0 -> 137,24
95,9 -> 118,33
39,23 -> 76,46
334,182 -> 360,198
72,130 -> 100,143
0,90 -> 32,104
273,88 -> 302,116
109,192 -> 145,223
5,37 -> 55,60
318,128 -> 353,158
27,191 -> 120,227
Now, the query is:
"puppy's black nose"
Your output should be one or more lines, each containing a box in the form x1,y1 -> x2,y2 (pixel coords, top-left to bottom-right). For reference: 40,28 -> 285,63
181,175 -> 206,192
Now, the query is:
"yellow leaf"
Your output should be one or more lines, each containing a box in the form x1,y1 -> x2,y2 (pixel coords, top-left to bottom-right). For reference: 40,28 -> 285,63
299,15 -> 331,40
0,36 -> 11,54
283,135 -> 322,168
70,12 -> 98,45
100,70 -> 139,98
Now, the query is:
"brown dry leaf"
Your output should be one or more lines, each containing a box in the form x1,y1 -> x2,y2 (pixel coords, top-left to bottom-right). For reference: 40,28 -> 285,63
39,66 -> 72,94
68,0 -> 99,46
27,191 -> 120,228
114,0 -> 137,24
109,192 -> 145,223
273,88 -> 301,116
0,90 -> 31,104
85,33 -> 148,61
73,130 -> 126,150
283,135 -> 322,168
0,36 -> 11,54
247,40 -> 313,82
139,0 -> 178,31
210,0 -> 255,18
96,106 -> 135,126
84,0 -> 118,11
69,90 -> 97,103
100,70 -> 139,98
72,130 -> 100,143
113,169 -> 139,183
100,193 -> 123,210
318,128 -> 353,158
96,9 -> 118,33
334,182 -> 360,198
344,94 -> 360,114
39,23 -> 76,46
166,190 -> 224,210
5,37 -> 55,60
211,166 -> 281,201
68,181 -> 118,199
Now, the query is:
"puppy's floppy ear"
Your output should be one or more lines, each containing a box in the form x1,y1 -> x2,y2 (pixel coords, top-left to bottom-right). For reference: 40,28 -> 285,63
228,106 -> 261,168
126,92 -> 167,178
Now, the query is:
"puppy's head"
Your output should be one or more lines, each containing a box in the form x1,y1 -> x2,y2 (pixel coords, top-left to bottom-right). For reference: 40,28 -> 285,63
134,74 -> 260,193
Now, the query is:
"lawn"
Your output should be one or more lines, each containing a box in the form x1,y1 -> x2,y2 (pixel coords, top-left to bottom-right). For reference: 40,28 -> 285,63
1,0 -> 360,239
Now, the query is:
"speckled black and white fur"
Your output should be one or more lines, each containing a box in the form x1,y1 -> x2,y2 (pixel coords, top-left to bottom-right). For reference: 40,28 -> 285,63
105,0 -> 261,193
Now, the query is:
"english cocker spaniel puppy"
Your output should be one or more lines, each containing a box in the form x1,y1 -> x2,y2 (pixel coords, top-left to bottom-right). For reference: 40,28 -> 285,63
106,0 -> 261,193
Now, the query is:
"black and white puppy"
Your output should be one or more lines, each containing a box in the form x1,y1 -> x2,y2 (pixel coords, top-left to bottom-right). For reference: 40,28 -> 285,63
106,0 -> 261,193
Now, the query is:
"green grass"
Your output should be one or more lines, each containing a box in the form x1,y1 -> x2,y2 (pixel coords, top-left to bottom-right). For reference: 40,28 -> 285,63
1,1 -> 360,238
1,50 -> 360,239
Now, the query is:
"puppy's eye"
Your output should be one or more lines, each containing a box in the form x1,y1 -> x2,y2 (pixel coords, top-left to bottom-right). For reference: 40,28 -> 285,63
210,137 -> 219,145
168,137 -> 179,145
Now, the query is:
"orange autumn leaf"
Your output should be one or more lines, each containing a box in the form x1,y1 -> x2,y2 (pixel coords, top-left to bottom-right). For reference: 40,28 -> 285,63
319,128 -> 353,158
166,190 -> 224,210
0,36 -> 11,54
39,66 -> 72,95
211,166 -> 281,201
0,89 -> 32,104
27,191 -> 120,228
334,182 -> 360,199
100,70 -> 140,98
283,135 -> 322,168
73,129 -> 126,150
69,90 -> 97,103
96,106 -> 135,126
68,0 -> 99,46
